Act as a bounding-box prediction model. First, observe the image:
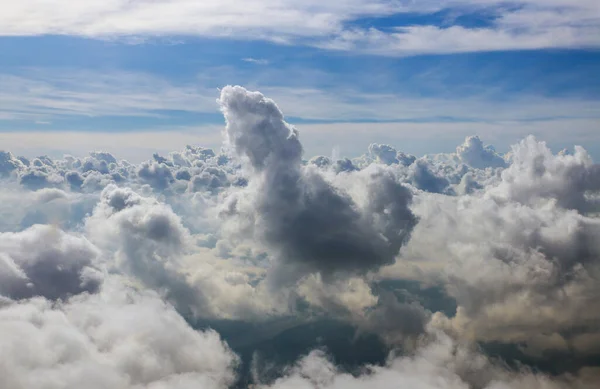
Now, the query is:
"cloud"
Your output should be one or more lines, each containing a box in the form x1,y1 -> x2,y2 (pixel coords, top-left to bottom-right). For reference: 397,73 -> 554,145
85,185 -> 213,318
456,135 -> 507,169
243,58 -> 270,65
0,279 -> 238,389
488,136 -> 600,212
388,137 -> 600,360
0,186 -> 99,233
0,225 -> 101,300
0,72 -> 219,120
320,21 -> 600,56
0,151 -> 25,177
218,86 -> 416,286
408,159 -> 452,194
368,143 -> 416,167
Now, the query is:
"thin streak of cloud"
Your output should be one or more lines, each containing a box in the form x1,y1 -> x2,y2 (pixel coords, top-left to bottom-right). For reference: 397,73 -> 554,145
242,58 -> 270,65
1,70 -> 599,124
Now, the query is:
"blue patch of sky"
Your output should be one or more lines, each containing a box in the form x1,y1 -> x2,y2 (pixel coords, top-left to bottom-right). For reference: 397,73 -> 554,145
346,6 -> 511,31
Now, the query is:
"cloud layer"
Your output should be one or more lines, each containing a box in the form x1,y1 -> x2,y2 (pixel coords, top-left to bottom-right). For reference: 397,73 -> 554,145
0,85 -> 599,388
2,1 -> 599,55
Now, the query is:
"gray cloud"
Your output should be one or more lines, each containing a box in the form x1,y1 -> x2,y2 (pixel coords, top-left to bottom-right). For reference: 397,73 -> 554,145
0,150 -> 25,177
409,159 -> 451,194
85,185 -> 211,318
218,86 -> 417,286
0,224 -> 101,300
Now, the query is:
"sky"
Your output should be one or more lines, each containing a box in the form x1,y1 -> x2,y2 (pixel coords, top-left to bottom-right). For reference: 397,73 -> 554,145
2,3 -> 600,385
1,0 -> 599,161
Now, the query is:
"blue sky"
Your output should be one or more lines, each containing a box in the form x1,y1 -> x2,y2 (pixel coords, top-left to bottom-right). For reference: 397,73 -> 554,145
1,0 -> 599,161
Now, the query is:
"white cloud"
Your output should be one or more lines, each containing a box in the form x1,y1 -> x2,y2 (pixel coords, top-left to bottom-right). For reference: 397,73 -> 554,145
320,22 -> 600,56
242,58 -> 270,65
456,135 -> 507,169
85,184 -> 212,318
0,279 -> 239,389
0,0 -> 396,39
382,136 -> 600,357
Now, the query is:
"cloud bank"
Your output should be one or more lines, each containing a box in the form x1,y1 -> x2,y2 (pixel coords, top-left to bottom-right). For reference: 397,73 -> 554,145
2,1 -> 599,55
0,86 -> 599,388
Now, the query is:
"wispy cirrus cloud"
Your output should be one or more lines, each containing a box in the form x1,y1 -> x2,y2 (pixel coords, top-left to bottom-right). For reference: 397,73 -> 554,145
1,69 -> 599,124
242,58 -> 270,65
0,71 -> 218,121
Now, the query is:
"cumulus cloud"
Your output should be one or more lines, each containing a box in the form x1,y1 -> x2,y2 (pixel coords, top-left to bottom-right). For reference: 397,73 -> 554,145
0,225 -> 101,300
409,159 -> 452,194
0,187 -> 98,232
489,136 -> 600,212
456,135 -> 507,169
218,86 -> 417,286
388,136 -> 600,363
85,185 -> 212,318
0,280 -> 238,389
368,143 -> 415,167
0,150 -> 25,177
137,161 -> 175,191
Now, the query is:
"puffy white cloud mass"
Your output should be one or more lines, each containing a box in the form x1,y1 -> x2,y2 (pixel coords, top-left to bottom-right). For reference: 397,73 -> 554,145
0,85 -> 599,388
0,280 -> 239,389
